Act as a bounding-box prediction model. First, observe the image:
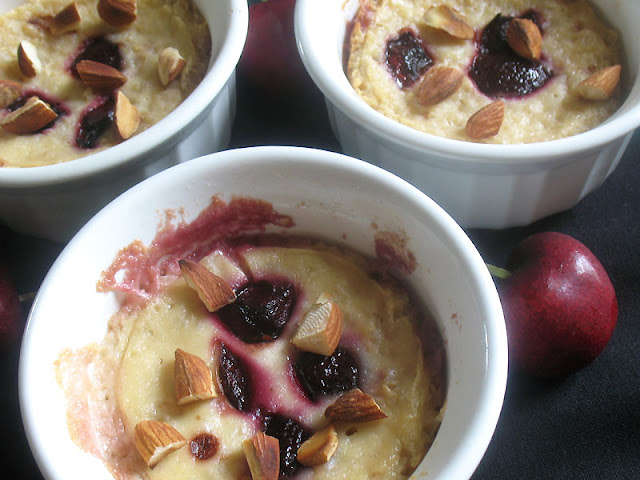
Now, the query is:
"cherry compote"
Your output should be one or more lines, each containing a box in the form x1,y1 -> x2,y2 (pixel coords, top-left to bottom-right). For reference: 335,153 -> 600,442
294,347 -> 359,400
217,280 -> 296,343
218,343 -> 253,411
385,28 -> 433,88
76,95 -> 115,149
263,413 -> 310,477
7,90 -> 69,132
469,12 -> 553,98
69,36 -> 123,77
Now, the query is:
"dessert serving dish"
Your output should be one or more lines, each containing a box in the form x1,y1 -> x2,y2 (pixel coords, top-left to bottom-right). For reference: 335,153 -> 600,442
295,0 -> 640,228
0,0 -> 248,242
19,146 -> 507,479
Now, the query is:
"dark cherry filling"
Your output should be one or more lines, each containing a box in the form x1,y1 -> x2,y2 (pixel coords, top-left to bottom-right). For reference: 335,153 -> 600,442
469,12 -> 553,98
294,347 -> 359,400
217,280 -> 296,344
218,343 -> 253,411
75,95 -> 115,149
69,36 -> 123,77
385,28 -> 433,88
7,90 -> 69,132
189,433 -> 219,461
263,413 -> 310,478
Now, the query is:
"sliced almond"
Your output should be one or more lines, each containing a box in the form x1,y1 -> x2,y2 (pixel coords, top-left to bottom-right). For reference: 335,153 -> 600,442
179,259 -> 237,312
76,60 -> 127,92
243,432 -> 280,480
325,388 -> 387,423
49,2 -> 81,35
0,80 -> 22,108
158,47 -> 186,87
1,96 -> 57,134
17,41 -> 41,78
417,66 -> 464,106
424,5 -> 474,40
465,100 -> 504,140
98,0 -> 137,27
575,64 -> 621,100
134,420 -> 187,468
174,348 -> 217,405
292,293 -> 343,356
506,18 -> 542,61
114,90 -> 140,139
297,424 -> 339,467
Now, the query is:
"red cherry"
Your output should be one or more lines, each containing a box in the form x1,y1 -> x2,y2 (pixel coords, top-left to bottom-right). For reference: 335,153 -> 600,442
0,263 -> 23,352
495,232 -> 618,378
239,0 -> 312,94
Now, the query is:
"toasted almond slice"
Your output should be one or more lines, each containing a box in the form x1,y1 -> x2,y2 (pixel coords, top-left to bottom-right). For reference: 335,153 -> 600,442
179,259 -> 237,312
1,96 -> 57,134
49,2 -> 81,35
575,64 -> 621,100
297,424 -> 339,467
292,293 -> 343,356
98,0 -> 137,27
175,348 -> 217,405
134,420 -> 187,468
424,5 -> 474,39
114,90 -> 140,139
0,80 -> 22,108
18,41 -> 41,78
76,60 -> 127,92
417,66 -> 464,106
325,388 -> 387,423
506,18 -> 542,61
243,432 -> 280,480
158,47 -> 186,87
465,100 -> 504,140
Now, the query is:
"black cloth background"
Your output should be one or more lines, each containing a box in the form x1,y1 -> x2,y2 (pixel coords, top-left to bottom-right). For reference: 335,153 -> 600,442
1,1 -> 639,477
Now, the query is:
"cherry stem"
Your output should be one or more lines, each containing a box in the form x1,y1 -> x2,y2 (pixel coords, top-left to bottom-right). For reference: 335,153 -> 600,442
486,263 -> 512,280
18,291 -> 36,303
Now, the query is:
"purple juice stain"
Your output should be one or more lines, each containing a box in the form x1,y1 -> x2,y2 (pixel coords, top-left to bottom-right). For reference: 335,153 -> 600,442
263,413 -> 310,477
75,95 -> 115,149
385,28 -> 433,88
218,343 -> 253,411
69,36 -> 123,77
217,280 -> 296,344
294,347 -> 359,400
469,12 -> 553,98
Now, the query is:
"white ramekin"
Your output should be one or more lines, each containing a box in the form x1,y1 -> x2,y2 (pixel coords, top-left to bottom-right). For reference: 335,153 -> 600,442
19,146 -> 507,480
0,0 -> 248,242
295,0 -> 640,229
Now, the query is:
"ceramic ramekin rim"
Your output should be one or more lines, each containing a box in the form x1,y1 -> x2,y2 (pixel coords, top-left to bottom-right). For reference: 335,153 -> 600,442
294,0 -> 640,167
0,0 -> 249,189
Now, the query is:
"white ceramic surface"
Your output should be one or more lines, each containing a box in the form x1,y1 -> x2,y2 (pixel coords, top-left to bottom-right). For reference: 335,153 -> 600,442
295,0 -> 640,229
0,0 -> 248,242
19,146 -> 508,480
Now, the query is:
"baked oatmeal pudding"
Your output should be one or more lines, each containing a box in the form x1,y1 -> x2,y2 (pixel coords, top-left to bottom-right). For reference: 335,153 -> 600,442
0,0 -> 211,167
55,197 -> 446,480
347,0 -> 625,143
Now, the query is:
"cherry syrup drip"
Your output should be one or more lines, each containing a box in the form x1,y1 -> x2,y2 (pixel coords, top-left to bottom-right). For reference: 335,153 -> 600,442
217,280 -> 296,344
263,413 -> 310,478
7,90 -> 69,132
385,28 -> 433,88
69,36 -> 123,77
294,347 -> 360,400
469,12 -> 553,98
75,95 -> 115,149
